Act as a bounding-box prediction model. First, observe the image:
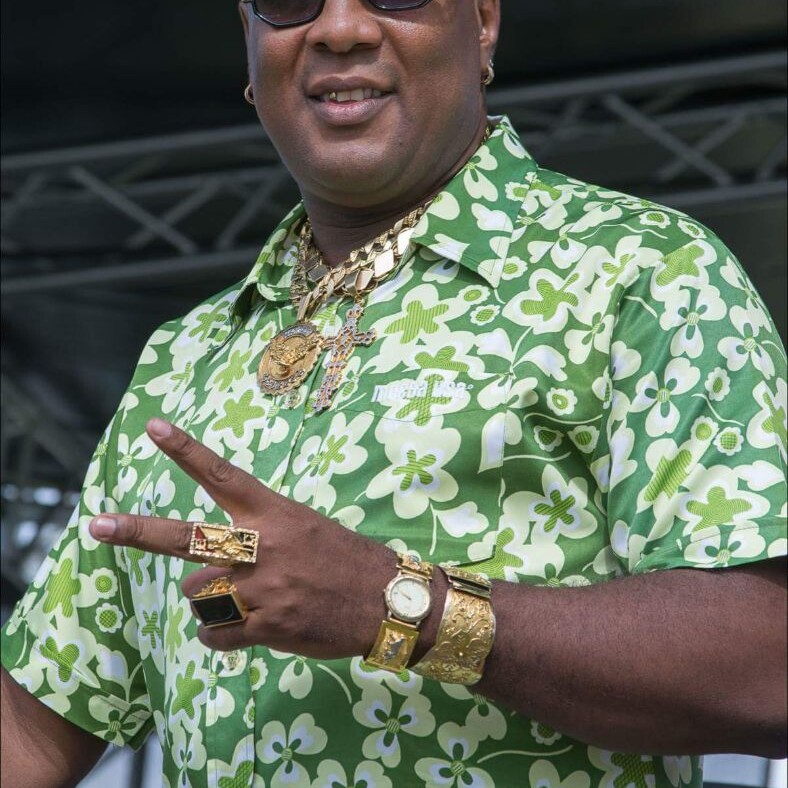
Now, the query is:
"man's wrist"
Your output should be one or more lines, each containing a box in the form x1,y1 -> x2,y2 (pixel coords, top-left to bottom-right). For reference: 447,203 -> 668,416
410,565 -> 448,663
357,548 -> 399,657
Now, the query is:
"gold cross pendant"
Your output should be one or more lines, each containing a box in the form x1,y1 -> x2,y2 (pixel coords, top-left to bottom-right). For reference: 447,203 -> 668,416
313,301 -> 376,412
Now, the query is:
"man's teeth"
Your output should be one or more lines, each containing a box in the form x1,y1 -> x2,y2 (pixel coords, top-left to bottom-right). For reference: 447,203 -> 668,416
320,88 -> 384,103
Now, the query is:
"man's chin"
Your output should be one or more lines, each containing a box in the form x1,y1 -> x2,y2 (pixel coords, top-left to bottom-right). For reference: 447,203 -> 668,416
300,148 -> 412,207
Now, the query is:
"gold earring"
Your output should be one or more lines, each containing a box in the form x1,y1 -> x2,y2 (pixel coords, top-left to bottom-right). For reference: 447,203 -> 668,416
482,61 -> 495,87
244,84 -> 255,105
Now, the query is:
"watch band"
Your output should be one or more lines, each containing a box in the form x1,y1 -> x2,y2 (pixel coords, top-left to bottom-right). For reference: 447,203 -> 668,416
364,553 -> 434,673
411,565 -> 496,686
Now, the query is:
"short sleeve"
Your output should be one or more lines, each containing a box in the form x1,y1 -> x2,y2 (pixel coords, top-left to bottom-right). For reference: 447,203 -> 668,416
1,396 -> 154,749
593,232 -> 787,574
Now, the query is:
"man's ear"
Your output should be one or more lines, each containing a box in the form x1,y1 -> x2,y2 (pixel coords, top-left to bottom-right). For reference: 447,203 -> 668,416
477,0 -> 500,67
239,1 -> 250,40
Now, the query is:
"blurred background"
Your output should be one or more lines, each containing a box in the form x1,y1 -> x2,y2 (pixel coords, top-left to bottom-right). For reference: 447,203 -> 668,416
1,1 -> 786,786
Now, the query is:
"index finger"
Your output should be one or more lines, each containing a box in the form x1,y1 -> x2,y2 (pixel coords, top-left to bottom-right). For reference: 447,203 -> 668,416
146,418 -> 266,519
89,513 -> 261,571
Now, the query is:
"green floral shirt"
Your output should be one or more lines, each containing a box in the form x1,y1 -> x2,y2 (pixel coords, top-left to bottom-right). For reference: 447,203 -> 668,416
3,117 -> 786,788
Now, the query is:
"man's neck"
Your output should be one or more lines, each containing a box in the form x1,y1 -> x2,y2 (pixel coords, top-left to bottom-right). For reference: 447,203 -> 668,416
301,116 -> 490,267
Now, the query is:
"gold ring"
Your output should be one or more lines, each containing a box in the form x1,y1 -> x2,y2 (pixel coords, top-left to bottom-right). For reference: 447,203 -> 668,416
190,577 -> 248,628
189,522 -> 259,567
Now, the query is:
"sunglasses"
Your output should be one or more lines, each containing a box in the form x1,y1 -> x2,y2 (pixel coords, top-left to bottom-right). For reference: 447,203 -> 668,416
240,0 -> 434,28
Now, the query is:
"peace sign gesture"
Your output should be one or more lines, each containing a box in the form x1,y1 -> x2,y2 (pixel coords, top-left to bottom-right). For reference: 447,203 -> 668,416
89,418 -> 400,657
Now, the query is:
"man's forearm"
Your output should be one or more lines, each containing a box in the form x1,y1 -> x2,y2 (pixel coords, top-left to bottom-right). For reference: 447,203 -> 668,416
472,558 -> 787,756
1,667 -> 107,787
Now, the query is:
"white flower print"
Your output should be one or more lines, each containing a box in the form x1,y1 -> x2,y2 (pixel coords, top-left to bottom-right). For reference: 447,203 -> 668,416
660,284 -> 726,359
139,468 -> 176,517
37,625 -> 99,696
567,425 -> 599,454
79,568 -> 118,606
720,257 -> 769,324
663,755 -> 693,787
470,303 -> 501,326
463,145 -> 499,201
677,218 -> 705,239
714,427 -> 744,457
95,603 -> 122,634
522,465 -> 598,544
415,722 -> 495,788
353,684 -> 435,768
171,722 -> 208,782
747,379 -> 787,461
269,651 -> 314,700
500,255 -> 528,280
639,209 -> 670,228
349,656 -> 424,696
588,747 -> 656,788
546,388 -> 578,417
143,354 -> 195,415
87,695 -> 143,746
534,425 -> 563,452
472,203 -> 512,234
684,523 -> 767,567
631,357 -> 701,436
564,310 -> 615,366
588,234 -> 661,290
529,760 -> 590,788
592,340 -> 642,421
366,422 -> 461,519
114,432 -> 157,498
717,305 -> 775,379
503,268 -> 592,335
704,367 -> 731,402
607,425 -> 638,491
530,721 -> 563,745
441,684 -> 507,741
257,713 -> 328,788
209,738 -> 264,788
373,284 -> 468,373
435,501 -> 490,538
679,465 -> 769,536
457,284 -> 491,306
292,411 -> 374,508
527,234 -> 588,270
311,759 -> 392,788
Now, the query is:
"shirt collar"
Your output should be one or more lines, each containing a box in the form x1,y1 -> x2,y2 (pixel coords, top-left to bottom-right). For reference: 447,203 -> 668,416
228,115 -> 538,321
409,115 -> 538,288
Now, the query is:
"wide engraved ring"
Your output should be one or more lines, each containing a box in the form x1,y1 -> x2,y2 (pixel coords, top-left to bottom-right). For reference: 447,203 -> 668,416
188,522 -> 260,567
190,577 -> 248,628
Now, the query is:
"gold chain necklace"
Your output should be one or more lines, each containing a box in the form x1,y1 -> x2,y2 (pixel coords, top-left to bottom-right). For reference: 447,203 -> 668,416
257,125 -> 495,410
256,203 -> 428,410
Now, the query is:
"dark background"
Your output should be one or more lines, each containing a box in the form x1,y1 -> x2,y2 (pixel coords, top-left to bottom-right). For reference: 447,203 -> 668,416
2,0 -> 786,574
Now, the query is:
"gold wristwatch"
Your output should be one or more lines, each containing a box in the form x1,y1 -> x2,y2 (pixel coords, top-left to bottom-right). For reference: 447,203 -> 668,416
364,553 -> 434,673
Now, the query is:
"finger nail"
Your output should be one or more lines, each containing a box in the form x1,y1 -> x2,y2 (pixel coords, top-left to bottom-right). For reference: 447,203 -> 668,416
148,418 -> 172,439
92,516 -> 117,539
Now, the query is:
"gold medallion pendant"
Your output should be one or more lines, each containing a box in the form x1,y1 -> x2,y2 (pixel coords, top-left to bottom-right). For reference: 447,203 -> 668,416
256,199 -> 433,404
257,321 -> 323,395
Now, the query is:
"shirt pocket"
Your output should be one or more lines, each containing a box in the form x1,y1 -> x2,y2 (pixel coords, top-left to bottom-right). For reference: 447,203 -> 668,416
329,370 -> 513,566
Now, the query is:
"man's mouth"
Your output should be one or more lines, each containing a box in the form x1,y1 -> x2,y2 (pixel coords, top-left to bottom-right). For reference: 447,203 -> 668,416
318,88 -> 386,104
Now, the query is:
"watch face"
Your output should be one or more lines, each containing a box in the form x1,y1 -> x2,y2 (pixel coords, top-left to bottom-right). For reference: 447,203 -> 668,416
387,576 -> 431,623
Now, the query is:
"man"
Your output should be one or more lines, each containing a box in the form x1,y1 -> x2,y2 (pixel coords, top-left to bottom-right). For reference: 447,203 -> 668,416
2,0 -> 786,785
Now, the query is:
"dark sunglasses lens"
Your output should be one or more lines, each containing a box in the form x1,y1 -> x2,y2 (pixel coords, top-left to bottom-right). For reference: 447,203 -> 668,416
253,0 -> 322,25
369,0 -> 430,8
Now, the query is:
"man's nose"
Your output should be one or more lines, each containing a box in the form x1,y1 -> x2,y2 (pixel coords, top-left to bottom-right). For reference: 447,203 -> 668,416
305,0 -> 384,54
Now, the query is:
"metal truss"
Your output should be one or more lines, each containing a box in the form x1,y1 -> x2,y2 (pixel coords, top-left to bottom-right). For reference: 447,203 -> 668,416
2,49 -> 785,295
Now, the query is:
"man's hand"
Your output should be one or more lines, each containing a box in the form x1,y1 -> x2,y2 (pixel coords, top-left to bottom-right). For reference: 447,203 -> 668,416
88,417 -> 399,659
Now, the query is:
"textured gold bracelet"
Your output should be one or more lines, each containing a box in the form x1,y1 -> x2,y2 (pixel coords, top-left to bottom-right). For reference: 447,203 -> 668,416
411,566 -> 495,686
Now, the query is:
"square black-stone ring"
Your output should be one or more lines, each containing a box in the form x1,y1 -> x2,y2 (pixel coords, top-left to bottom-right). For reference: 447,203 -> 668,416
190,577 -> 248,628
